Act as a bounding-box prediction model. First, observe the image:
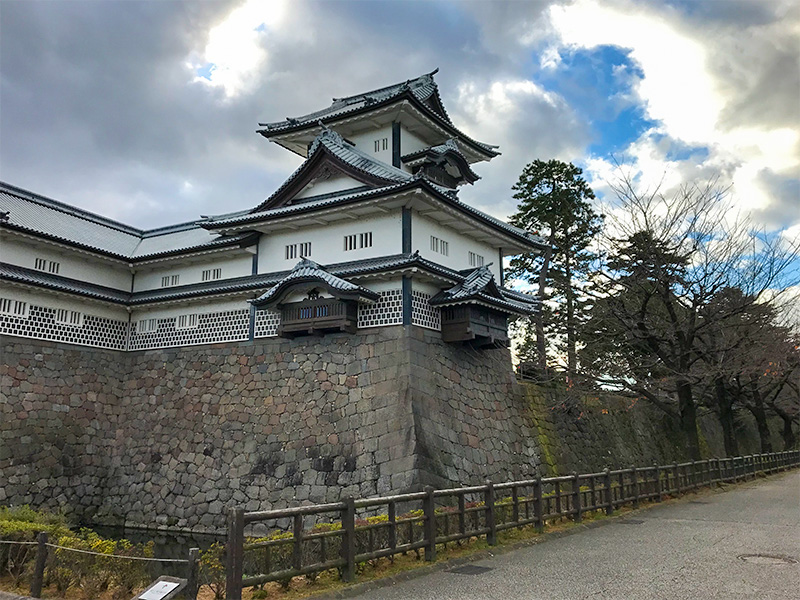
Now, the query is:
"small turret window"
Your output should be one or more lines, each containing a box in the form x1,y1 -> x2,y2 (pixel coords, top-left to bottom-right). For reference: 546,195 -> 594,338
430,236 -> 449,256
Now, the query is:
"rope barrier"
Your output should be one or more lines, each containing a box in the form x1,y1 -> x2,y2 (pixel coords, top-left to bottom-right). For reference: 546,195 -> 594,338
43,544 -> 190,563
0,540 -> 189,563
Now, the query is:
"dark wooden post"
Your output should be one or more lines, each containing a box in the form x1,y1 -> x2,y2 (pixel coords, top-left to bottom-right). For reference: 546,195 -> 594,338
423,486 -> 437,562
341,497 -> 356,582
690,461 -> 696,490
604,468 -> 613,515
185,547 -> 199,600
458,494 -> 466,539
631,466 -> 640,508
673,464 -> 680,494
533,476 -> 544,533
655,463 -> 663,502
485,480 -> 497,546
388,500 -> 397,553
572,472 -> 582,522
512,485 -> 520,525
292,514 -> 303,571
29,531 -> 48,598
225,507 -> 244,600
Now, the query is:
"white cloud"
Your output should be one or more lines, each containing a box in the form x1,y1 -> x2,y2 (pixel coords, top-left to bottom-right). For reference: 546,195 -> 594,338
186,0 -> 288,98
547,0 -> 799,230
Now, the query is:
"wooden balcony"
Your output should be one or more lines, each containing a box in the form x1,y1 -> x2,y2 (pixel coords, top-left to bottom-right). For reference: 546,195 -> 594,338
277,298 -> 358,338
440,305 -> 509,347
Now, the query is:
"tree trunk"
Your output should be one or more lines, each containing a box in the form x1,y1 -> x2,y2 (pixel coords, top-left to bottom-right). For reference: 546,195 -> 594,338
677,379 -> 701,460
748,385 -> 773,453
715,376 -> 739,456
536,245 -> 553,373
565,252 -> 576,378
778,413 -> 797,450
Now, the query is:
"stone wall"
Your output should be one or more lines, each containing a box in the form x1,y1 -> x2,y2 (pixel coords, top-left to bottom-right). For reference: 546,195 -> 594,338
1,328 -> 539,533
1,331 -> 780,534
522,383 -> 783,476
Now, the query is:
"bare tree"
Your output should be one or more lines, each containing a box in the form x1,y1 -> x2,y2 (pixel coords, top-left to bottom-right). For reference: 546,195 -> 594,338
582,175 -> 799,459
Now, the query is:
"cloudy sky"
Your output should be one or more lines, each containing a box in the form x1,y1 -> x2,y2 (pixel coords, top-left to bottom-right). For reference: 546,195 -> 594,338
1,0 -> 797,245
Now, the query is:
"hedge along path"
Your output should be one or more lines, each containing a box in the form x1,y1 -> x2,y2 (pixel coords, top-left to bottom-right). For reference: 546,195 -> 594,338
225,451 -> 800,599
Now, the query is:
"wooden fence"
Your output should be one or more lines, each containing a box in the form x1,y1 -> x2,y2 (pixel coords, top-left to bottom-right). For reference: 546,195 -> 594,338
225,450 -> 800,599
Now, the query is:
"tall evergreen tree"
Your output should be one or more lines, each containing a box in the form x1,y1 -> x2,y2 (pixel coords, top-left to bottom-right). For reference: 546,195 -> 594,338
507,159 -> 602,377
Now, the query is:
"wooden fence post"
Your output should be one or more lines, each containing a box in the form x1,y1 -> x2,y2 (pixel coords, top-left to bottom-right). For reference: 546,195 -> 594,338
572,472 -> 582,522
341,496 -> 356,582
29,531 -> 48,599
225,507 -> 244,600
631,466 -> 639,508
655,463 -> 662,502
186,547 -> 199,600
673,464 -> 680,494
485,480 -> 497,546
292,514 -> 303,571
533,476 -> 544,533
423,486 -> 437,562
604,468 -> 613,515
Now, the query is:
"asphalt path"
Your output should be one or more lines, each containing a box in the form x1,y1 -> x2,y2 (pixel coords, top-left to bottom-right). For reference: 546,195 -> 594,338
352,471 -> 800,600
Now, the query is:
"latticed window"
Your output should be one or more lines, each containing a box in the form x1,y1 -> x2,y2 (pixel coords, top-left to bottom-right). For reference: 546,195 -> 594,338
431,236 -> 448,256
469,251 -> 484,267
201,268 -> 222,281
0,298 -> 28,317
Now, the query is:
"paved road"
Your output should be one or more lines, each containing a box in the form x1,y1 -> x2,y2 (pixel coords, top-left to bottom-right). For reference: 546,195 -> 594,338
354,471 -> 800,600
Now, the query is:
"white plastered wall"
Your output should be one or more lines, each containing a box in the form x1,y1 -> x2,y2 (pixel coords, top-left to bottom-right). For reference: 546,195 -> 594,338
348,125 -> 394,165
294,174 -> 366,200
400,128 -> 430,166
1,236 -> 132,291
0,284 -> 128,321
129,297 -> 249,323
132,254 -> 253,292
257,212 -> 402,273
411,213 -> 500,281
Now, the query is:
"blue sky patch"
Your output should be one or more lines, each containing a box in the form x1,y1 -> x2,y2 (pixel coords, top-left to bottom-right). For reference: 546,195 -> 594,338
533,45 -> 657,156
195,63 -> 216,81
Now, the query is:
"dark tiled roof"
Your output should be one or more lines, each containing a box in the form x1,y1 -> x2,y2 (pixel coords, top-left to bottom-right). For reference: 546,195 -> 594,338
257,70 -> 499,159
3,253 -> 537,312
430,265 -> 538,315
206,175 -> 547,251
0,182 -> 256,261
0,263 -> 131,304
259,70 -> 449,131
248,128 -> 413,213
401,138 -> 481,184
252,258 -> 381,307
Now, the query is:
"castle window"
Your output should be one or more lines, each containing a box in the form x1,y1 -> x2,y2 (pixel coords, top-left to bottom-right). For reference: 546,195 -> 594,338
34,258 -> 60,274
286,242 -> 311,259
345,232 -> 372,251
161,274 -> 180,287
0,298 -> 28,318
201,268 -> 222,282
55,309 -> 83,327
176,314 -> 198,330
374,138 -> 388,152
137,318 -> 159,334
469,252 -> 484,267
431,236 -> 448,256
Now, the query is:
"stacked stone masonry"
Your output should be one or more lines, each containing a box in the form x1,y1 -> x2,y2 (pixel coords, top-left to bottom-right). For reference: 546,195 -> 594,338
1,327 -> 538,532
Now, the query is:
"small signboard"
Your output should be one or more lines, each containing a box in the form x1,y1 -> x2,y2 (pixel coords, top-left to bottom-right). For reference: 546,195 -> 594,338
134,576 -> 187,600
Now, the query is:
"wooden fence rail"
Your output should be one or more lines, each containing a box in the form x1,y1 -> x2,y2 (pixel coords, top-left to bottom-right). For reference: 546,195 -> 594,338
225,450 -> 800,599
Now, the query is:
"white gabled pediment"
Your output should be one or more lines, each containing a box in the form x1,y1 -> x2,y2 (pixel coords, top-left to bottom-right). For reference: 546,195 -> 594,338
293,170 -> 365,201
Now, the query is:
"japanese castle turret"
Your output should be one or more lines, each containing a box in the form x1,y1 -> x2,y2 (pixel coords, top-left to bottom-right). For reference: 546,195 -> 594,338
0,69 -> 546,351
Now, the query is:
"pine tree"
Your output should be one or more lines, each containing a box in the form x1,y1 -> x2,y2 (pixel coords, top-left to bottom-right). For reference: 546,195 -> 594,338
507,159 -> 602,377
